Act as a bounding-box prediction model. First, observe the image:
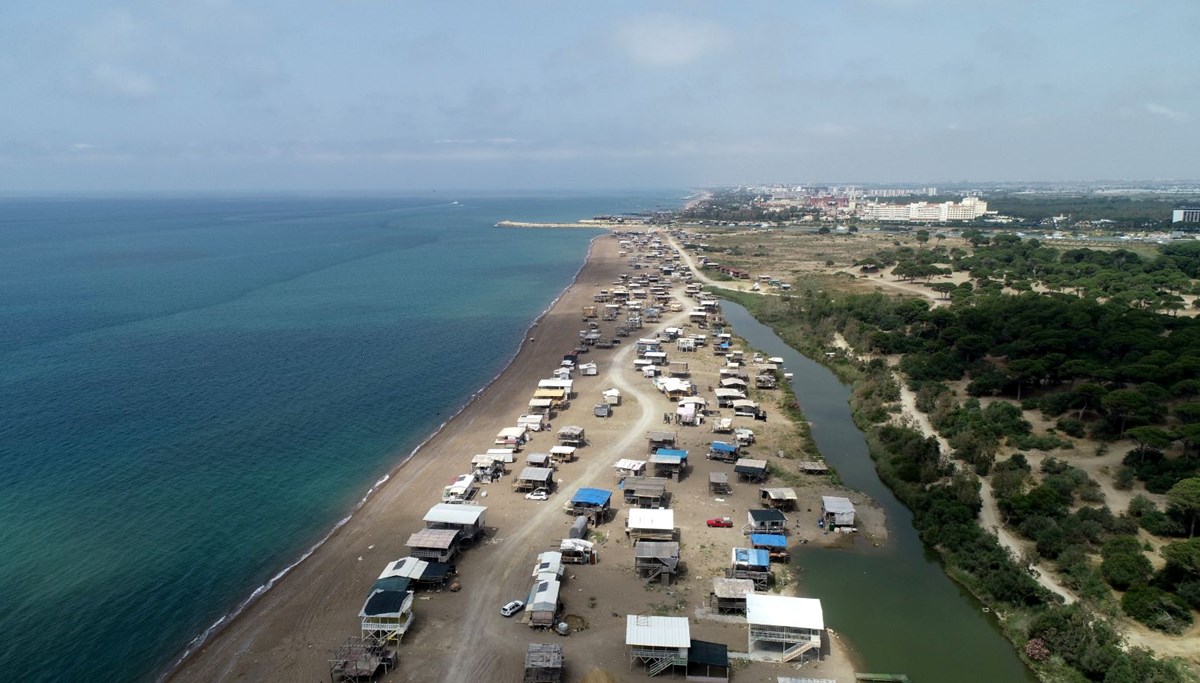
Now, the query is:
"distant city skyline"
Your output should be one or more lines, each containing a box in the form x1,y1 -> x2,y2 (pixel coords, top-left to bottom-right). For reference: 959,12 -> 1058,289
2,1 -> 1198,192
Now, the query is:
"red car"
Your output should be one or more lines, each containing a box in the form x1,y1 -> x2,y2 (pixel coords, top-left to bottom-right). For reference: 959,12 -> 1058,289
706,517 -> 733,528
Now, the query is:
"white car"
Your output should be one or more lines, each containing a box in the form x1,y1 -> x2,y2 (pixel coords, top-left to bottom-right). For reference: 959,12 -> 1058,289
525,488 -> 550,501
501,600 -> 525,617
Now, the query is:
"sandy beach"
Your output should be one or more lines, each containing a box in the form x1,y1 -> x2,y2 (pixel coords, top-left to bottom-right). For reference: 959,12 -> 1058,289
169,231 -> 880,683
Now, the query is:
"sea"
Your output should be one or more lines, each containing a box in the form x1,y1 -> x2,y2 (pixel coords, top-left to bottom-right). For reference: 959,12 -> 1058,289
0,192 -> 680,682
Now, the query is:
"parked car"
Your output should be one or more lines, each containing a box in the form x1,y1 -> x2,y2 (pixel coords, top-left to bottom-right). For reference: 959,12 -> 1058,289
706,517 -> 734,528
500,600 -> 525,617
525,488 -> 550,501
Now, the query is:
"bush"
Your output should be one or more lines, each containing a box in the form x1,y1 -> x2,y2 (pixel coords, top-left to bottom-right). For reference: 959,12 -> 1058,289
1121,584 -> 1193,634
1100,536 -> 1152,590
1057,417 -> 1087,438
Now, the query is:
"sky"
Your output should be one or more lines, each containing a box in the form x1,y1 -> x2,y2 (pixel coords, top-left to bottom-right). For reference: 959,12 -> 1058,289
1,0 -> 1198,192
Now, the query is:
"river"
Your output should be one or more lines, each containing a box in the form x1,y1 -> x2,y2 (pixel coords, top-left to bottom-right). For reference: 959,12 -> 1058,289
721,301 -> 1037,683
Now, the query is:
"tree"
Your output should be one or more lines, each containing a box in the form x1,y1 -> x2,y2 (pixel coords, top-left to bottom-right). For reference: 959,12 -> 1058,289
1167,478 -> 1200,538
1102,389 -> 1151,434
1125,426 -> 1174,463
916,229 -> 930,247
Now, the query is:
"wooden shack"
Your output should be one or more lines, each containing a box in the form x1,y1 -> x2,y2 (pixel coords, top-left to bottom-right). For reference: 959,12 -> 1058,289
759,487 -> 798,511
634,541 -> 681,585
557,425 -> 586,447
646,430 -> 678,453
709,577 -> 754,614
514,467 -> 554,493
708,472 -> 731,495
623,478 -> 668,508
523,643 -> 564,683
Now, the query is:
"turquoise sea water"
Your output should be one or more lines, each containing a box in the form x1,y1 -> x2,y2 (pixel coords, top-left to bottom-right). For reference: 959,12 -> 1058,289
0,193 -> 675,682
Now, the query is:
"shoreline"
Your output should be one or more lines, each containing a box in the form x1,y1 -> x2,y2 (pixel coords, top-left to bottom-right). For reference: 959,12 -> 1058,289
171,228 -> 870,682
165,234 -> 606,680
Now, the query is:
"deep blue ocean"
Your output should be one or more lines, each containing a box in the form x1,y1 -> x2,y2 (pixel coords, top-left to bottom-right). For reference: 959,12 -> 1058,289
0,193 -> 678,682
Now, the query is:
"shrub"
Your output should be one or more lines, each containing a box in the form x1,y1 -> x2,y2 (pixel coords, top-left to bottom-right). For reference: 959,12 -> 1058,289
1100,536 -> 1152,590
1056,417 -> 1087,438
1121,584 -> 1193,634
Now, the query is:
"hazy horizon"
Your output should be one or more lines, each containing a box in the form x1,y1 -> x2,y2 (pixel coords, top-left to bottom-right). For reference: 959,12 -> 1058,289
3,1 -> 1198,192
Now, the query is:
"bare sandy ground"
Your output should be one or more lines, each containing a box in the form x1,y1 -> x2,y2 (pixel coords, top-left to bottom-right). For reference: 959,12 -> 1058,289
169,232 -> 878,683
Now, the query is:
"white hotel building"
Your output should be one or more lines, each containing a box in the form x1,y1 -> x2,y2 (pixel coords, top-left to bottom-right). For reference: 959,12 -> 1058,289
860,196 -> 988,222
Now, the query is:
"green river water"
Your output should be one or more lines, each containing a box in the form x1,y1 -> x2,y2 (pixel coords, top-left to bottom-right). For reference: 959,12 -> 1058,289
722,301 -> 1038,683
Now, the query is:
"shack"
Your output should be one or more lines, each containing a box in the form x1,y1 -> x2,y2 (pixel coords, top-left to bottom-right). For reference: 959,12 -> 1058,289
646,431 -> 678,452
759,487 -> 798,511
557,425 -> 586,447
517,413 -> 550,432
708,472 -> 731,495
404,528 -> 460,564
422,503 -> 487,542
626,615 -> 690,677
709,577 -> 754,614
538,378 -> 575,398
470,454 -> 503,482
745,594 -> 824,663
821,496 -> 857,530
603,388 -> 621,405
731,399 -> 762,418
687,640 -> 730,683
527,398 -> 555,415
719,377 -> 748,390
514,467 -> 555,493
533,388 -> 567,410
359,576 -> 414,644
650,448 -> 688,480
550,445 -> 577,464
378,556 -> 452,590
634,541 -> 681,585
567,488 -> 613,523
745,509 -> 787,535
523,643 -> 564,683
526,452 -> 553,469
531,551 -> 565,581
798,461 -> 830,475
623,477 -> 668,508
613,458 -> 647,479
750,534 -> 790,562
729,548 -> 772,590
734,458 -> 769,483
626,508 -> 675,542
329,636 -> 396,682
714,388 -> 745,407
441,473 -> 478,503
668,361 -> 690,377
495,426 -> 528,449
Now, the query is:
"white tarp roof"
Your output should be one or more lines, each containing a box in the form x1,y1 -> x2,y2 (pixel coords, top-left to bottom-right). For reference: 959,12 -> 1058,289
485,448 -> 515,462
379,557 -> 428,580
470,454 -> 496,466
677,396 -> 707,406
497,426 -> 526,438
761,487 -> 798,501
538,379 -> 574,390
627,508 -> 674,531
625,615 -> 691,648
746,594 -> 824,631
715,388 -> 745,398
614,458 -> 646,471
528,398 -> 554,408
550,445 -> 576,455
424,503 -> 486,526
603,388 -> 621,398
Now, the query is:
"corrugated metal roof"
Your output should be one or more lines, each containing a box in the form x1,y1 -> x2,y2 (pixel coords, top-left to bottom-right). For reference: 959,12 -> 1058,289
746,594 -> 824,630
423,503 -> 486,526
405,528 -> 459,550
633,541 -> 680,558
625,615 -> 691,648
613,458 -> 646,471
379,557 -> 427,580
517,467 -> 554,482
711,577 -> 755,599
822,496 -> 856,513
761,487 -> 797,500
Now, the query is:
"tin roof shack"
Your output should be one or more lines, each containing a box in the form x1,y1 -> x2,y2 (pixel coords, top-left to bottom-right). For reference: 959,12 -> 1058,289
707,441 -> 739,463
614,458 -> 647,480
567,488 -> 613,524
746,594 -> 824,663
714,388 -> 745,408
798,460 -> 830,476
528,398 -> 555,416
710,577 -> 754,614
423,503 -> 487,543
650,449 -> 688,481
550,445 -> 577,465
668,361 -> 690,377
745,509 -> 787,535
470,454 -> 504,482
378,557 -> 452,590
734,458 -> 769,484
526,452 -> 553,469
518,413 -> 550,431
623,478 -> 669,508
626,615 -> 690,677
729,547 -> 773,589
626,508 -> 676,542
646,431 -> 678,453
514,467 -> 555,493
329,636 -> 396,682
708,472 -> 732,495
686,640 -> 730,683
731,400 -> 763,419
538,378 -> 575,398
404,528 -> 460,564
634,541 -> 681,585
557,425 -> 586,447
527,577 -> 562,628
821,496 -> 857,531
760,487 -> 798,512
523,643 -> 564,683
751,534 -> 790,562
719,377 -> 748,391
533,388 -> 568,410
560,537 -> 596,564
359,576 -> 414,645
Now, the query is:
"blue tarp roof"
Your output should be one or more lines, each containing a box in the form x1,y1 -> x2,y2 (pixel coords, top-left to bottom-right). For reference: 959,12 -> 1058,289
655,448 -> 689,458
750,534 -> 788,548
733,548 -> 770,567
571,487 -> 612,506
710,441 -> 737,453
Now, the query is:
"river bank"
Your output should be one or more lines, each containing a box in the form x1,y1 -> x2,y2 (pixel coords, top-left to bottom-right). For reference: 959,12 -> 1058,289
170,230 -> 875,682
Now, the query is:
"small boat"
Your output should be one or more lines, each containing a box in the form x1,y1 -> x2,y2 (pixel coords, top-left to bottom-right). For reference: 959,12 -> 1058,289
784,372 -> 794,379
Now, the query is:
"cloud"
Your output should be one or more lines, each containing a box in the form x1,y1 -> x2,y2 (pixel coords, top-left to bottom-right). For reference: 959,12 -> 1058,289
614,15 -> 730,68
1145,102 -> 1188,121
89,63 -> 157,99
